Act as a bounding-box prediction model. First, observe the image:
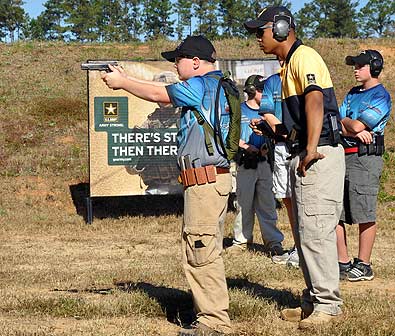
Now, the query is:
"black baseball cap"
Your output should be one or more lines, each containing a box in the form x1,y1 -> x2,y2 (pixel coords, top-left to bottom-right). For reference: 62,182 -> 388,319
161,35 -> 216,63
244,75 -> 265,91
345,50 -> 383,66
244,6 -> 295,33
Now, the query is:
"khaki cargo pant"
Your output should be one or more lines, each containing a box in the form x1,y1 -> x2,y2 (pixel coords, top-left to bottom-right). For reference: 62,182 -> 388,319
290,145 -> 345,315
182,173 -> 232,333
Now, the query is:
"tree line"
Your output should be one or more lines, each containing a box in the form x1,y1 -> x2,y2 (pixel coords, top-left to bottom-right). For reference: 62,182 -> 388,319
1,0 -> 394,43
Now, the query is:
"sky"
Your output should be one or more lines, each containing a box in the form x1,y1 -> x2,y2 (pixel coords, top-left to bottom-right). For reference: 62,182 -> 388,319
22,1 -> 311,19
22,0 -> 368,20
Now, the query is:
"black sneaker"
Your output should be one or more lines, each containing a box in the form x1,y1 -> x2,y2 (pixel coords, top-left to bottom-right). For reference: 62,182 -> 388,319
268,245 -> 285,257
339,261 -> 352,280
347,258 -> 374,282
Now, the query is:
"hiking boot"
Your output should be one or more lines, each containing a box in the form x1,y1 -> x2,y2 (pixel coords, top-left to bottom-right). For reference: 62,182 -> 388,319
347,258 -> 374,282
286,247 -> 300,268
178,321 -> 225,336
225,243 -> 247,255
280,304 -> 313,322
339,260 -> 352,280
298,311 -> 342,329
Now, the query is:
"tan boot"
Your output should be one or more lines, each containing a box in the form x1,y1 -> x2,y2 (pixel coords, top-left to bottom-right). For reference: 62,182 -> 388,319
280,306 -> 313,322
225,243 -> 247,255
298,311 -> 342,329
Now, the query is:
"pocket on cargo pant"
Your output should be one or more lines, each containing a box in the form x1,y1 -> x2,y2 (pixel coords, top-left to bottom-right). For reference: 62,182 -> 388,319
301,204 -> 336,241
184,226 -> 219,267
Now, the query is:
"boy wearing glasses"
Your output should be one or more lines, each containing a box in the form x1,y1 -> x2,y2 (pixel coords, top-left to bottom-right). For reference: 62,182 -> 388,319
245,6 -> 345,329
337,50 -> 391,282
101,36 -> 233,336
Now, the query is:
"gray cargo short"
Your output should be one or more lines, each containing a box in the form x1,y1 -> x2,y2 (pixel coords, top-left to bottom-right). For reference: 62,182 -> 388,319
340,153 -> 383,224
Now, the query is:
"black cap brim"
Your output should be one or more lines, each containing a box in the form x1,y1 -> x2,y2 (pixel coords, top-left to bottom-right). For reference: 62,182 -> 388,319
345,54 -> 370,66
161,50 -> 180,63
244,19 -> 268,33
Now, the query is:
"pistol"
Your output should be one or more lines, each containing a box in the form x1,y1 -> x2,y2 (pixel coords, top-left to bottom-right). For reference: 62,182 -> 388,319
80,61 -> 118,72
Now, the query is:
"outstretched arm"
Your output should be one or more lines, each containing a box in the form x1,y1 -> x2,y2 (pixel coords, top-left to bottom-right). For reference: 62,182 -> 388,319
101,64 -> 171,104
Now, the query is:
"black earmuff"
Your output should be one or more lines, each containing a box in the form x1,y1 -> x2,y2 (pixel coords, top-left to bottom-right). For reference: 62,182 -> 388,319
273,13 -> 291,42
244,75 -> 257,96
366,50 -> 383,77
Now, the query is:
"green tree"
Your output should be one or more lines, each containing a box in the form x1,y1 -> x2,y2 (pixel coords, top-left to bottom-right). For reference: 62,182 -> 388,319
64,0 -> 101,41
219,0 -> 250,37
96,0 -> 124,42
142,0 -> 174,40
358,0 -> 395,37
34,0 -> 67,40
175,0 -> 192,40
119,0 -> 142,41
296,0 -> 358,39
0,0 -> 27,42
193,0 -> 220,39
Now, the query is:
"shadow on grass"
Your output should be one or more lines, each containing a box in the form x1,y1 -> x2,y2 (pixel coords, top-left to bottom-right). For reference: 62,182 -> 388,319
114,281 -> 195,327
69,182 -> 184,221
70,183 -> 237,222
227,278 -> 300,309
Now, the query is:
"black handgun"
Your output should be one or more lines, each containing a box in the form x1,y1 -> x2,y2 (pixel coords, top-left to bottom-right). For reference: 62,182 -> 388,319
256,120 -> 287,142
80,61 -> 118,72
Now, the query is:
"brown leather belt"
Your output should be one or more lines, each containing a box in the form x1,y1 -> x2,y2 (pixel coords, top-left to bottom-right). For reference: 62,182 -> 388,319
179,165 -> 230,187
216,167 -> 230,174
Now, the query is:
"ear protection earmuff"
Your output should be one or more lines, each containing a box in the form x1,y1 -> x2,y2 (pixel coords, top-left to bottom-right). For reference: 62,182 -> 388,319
366,50 -> 383,77
244,75 -> 258,96
273,13 -> 292,42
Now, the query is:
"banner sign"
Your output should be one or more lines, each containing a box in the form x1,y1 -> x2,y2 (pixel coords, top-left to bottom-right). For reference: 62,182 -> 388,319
87,59 -> 279,197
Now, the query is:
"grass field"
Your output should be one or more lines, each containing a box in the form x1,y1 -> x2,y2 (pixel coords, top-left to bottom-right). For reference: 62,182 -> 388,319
0,38 -> 394,335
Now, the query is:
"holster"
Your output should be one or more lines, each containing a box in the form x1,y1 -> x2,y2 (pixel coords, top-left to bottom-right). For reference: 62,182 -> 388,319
358,134 -> 385,156
180,165 -> 217,187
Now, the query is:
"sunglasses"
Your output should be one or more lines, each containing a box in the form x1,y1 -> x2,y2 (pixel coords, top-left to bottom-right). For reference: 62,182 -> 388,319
256,24 -> 274,38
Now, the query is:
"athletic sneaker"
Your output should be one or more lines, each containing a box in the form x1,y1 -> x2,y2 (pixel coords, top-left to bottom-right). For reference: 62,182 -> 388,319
270,245 -> 289,263
339,260 -> 352,280
286,247 -> 300,268
347,258 -> 374,282
271,250 -> 289,264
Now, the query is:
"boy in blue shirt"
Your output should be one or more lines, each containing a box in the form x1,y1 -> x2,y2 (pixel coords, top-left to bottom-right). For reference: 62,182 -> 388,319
227,75 -> 285,258
102,36 -> 233,336
337,50 -> 392,282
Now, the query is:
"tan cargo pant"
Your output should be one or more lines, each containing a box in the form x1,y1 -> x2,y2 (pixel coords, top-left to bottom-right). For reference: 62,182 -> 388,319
182,173 -> 232,333
290,145 -> 345,315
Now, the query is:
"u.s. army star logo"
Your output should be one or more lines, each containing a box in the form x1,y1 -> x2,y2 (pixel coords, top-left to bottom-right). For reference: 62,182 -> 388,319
103,102 -> 119,122
306,74 -> 316,84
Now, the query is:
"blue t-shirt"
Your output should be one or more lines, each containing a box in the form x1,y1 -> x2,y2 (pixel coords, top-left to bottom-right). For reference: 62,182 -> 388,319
166,70 -> 229,168
240,101 -> 267,149
339,84 -> 391,147
260,73 -> 282,121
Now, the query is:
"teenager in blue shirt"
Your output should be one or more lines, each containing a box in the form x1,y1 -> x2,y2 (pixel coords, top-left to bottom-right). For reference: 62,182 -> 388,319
259,73 -> 299,268
102,36 -> 233,336
227,75 -> 285,258
337,50 -> 392,282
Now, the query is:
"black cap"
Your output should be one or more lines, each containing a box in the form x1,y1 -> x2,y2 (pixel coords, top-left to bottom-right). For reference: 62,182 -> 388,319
345,50 -> 383,66
244,75 -> 265,91
161,35 -> 216,63
244,6 -> 295,33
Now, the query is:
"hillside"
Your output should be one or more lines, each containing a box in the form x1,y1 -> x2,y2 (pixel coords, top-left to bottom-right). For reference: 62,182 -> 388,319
1,38 -> 394,199
0,38 -> 394,336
